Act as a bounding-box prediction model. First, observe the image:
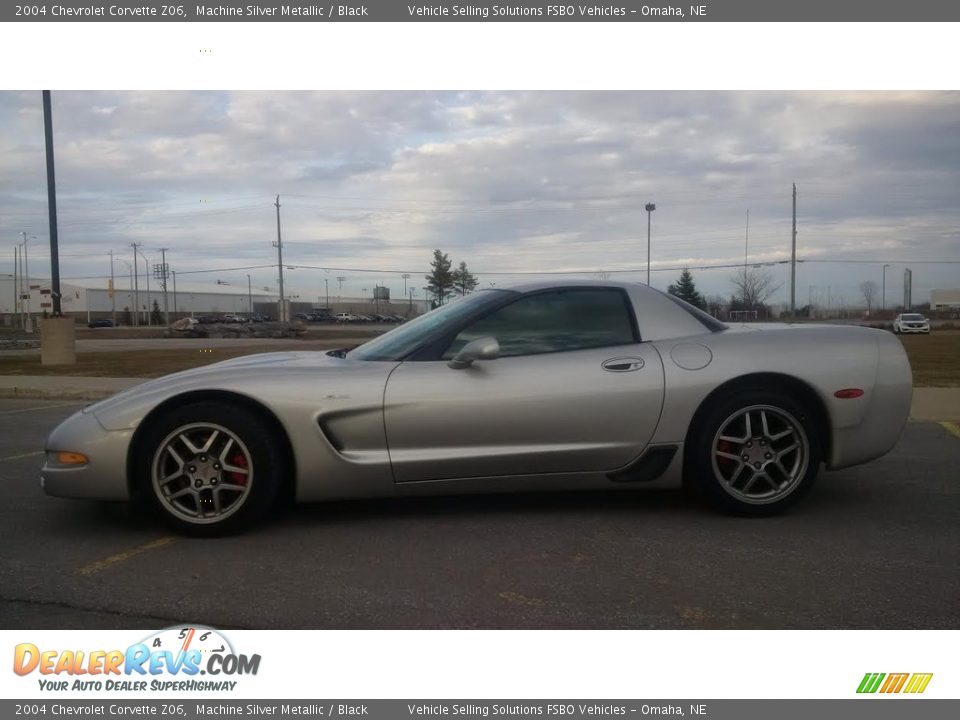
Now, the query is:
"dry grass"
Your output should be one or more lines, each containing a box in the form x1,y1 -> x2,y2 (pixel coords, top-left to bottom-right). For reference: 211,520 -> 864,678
898,330 -> 960,387
1,329 -> 957,386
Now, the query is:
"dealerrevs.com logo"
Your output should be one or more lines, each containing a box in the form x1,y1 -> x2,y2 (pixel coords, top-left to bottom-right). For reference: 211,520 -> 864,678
857,673 -> 933,694
13,626 -> 260,693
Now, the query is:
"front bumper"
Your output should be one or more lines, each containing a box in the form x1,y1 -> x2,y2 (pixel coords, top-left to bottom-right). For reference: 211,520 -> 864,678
41,409 -> 133,500
899,325 -> 930,333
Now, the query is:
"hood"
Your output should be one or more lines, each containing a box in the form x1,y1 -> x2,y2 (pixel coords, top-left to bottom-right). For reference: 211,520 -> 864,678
84,350 -> 397,431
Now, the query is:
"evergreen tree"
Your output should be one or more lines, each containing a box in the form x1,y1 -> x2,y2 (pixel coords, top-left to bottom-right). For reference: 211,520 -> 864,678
121,306 -> 132,326
424,249 -> 454,305
150,299 -> 163,325
667,268 -> 706,310
451,261 -> 479,296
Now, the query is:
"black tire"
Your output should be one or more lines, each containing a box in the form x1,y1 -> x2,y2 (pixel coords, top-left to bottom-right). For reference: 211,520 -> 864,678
686,386 -> 822,516
134,401 -> 286,536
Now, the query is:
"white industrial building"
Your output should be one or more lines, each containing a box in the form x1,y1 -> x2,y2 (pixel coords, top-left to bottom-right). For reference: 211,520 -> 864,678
1,275 -> 278,325
930,289 -> 960,311
1,274 -> 430,326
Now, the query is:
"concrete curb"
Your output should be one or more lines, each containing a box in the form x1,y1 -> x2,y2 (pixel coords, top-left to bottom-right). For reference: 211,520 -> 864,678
0,377 -> 141,402
0,387 -> 122,401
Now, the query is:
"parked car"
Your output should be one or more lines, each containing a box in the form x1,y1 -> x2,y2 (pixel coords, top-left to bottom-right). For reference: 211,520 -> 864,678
87,319 -> 115,328
41,280 -> 912,535
892,313 -> 930,334
335,312 -> 355,323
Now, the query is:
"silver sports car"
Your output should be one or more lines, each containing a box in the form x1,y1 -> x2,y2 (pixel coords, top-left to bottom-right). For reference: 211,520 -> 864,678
42,280 -> 912,534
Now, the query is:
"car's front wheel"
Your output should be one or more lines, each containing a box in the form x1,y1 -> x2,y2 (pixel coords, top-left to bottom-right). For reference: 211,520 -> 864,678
136,401 -> 286,535
688,389 -> 822,515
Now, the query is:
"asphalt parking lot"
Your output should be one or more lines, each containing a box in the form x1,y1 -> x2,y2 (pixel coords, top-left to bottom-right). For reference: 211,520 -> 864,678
0,398 -> 957,630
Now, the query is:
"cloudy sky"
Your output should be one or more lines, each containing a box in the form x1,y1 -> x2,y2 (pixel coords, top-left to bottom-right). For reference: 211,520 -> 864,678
1,90 -> 958,308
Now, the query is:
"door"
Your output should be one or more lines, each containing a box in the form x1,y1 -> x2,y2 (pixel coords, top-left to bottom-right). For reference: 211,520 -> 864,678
383,288 -> 665,483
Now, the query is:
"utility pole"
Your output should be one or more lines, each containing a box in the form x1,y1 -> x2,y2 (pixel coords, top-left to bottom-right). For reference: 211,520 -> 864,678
172,270 -> 178,318
744,210 -> 749,273
790,183 -> 797,318
142,250 -> 151,325
130,243 -> 140,326
247,274 -> 253,316
109,250 -> 116,326
273,195 -> 286,322
644,203 -> 656,285
402,273 -> 410,296
159,248 -> 169,325
13,244 -> 19,329
324,278 -> 329,309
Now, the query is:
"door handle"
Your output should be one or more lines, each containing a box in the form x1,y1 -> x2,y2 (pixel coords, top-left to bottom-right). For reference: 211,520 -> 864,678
601,357 -> 645,372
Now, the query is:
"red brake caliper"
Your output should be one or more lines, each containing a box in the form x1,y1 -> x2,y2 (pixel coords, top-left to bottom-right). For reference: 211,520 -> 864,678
229,454 -> 249,485
716,439 -> 737,471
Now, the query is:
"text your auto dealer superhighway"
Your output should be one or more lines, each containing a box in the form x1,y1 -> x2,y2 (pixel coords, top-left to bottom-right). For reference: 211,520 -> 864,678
48,4 -> 161,16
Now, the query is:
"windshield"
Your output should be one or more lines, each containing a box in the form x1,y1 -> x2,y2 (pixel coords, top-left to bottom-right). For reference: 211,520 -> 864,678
902,314 -> 924,320
349,290 -> 511,361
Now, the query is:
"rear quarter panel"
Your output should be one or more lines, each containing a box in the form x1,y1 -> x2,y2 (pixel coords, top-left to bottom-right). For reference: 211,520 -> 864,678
649,325 -> 911,469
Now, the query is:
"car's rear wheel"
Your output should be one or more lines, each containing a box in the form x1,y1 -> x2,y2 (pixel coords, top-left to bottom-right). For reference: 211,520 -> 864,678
688,388 -> 821,515
136,401 -> 285,535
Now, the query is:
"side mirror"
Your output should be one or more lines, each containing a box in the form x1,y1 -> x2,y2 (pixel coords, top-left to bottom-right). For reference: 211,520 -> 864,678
448,336 -> 500,370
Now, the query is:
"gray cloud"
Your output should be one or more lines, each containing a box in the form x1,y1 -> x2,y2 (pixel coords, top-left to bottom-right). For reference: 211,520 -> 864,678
0,91 -> 957,305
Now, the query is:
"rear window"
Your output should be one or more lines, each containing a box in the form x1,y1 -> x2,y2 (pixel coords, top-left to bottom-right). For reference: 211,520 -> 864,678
664,293 -> 727,332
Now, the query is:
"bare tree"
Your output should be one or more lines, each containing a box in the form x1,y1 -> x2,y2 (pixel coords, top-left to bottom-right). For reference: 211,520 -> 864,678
729,267 -> 782,309
859,280 -> 878,315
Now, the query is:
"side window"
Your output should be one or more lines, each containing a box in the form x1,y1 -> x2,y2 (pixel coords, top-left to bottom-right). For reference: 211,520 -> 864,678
442,289 -> 637,359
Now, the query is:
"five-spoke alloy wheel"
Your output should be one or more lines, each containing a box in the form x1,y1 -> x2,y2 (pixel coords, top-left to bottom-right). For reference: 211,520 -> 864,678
137,401 -> 285,535
689,387 -> 821,515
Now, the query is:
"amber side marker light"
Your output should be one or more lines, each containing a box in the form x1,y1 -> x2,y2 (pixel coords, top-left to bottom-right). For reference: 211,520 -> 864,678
834,388 -> 865,399
54,451 -> 89,465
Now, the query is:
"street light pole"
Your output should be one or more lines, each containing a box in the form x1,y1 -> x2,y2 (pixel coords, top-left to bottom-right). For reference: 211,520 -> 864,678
324,278 -> 329,309
644,203 -> 656,285
882,264 -> 890,312
247,274 -> 252,316
20,232 -> 34,332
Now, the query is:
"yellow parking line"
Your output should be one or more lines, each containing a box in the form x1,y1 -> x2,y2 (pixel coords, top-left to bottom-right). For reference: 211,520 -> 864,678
0,402 -> 83,415
0,450 -> 44,462
77,537 -> 176,576
941,422 -> 960,440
